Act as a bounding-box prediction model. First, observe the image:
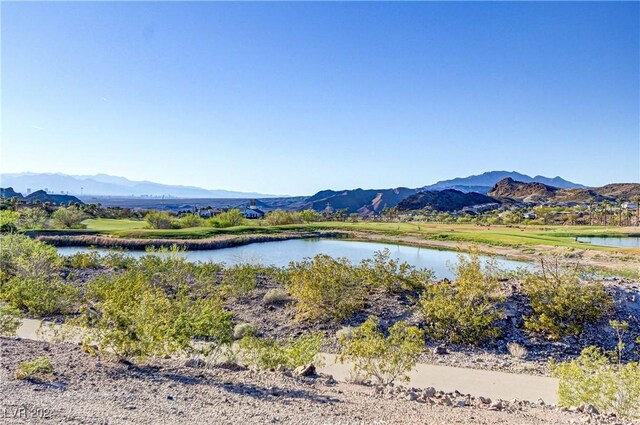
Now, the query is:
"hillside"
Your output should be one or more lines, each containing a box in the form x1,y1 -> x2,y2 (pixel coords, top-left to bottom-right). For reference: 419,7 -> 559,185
397,189 -> 497,212
302,188 -> 417,215
423,171 -> 584,193
488,179 -> 640,203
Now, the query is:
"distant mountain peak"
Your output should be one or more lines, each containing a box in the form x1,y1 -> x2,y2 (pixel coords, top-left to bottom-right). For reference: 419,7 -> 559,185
423,171 -> 584,193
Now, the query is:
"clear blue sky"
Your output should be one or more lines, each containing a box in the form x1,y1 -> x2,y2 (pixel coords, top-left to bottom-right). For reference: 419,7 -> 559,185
2,1 -> 638,195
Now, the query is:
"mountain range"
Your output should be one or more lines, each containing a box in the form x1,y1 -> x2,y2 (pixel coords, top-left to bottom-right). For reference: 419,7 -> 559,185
0,173 -> 278,199
422,171 -> 584,193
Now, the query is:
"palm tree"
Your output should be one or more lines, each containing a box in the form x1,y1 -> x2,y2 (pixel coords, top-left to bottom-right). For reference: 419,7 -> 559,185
633,196 -> 640,226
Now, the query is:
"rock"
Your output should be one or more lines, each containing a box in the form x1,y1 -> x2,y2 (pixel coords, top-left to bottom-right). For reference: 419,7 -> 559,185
124,405 -> 136,410
323,376 -> 337,386
584,404 -> 599,415
479,396 -> 491,404
455,399 -> 466,408
434,345 -> 449,355
489,400 -> 505,411
294,363 -> 316,377
406,391 -> 418,401
441,395 -> 453,406
275,364 -> 287,373
423,387 -> 436,398
184,358 -> 206,368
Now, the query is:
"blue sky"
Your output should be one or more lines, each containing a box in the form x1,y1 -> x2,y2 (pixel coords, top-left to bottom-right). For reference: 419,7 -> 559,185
2,1 -> 638,195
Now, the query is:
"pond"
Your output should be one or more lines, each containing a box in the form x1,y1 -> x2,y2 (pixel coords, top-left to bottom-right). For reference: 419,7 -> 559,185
575,236 -> 640,248
56,238 -> 531,280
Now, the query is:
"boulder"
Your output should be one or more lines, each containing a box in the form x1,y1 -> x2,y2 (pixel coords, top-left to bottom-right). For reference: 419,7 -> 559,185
294,363 -> 316,377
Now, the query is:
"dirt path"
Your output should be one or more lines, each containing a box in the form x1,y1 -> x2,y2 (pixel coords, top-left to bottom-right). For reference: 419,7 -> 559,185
16,319 -> 559,404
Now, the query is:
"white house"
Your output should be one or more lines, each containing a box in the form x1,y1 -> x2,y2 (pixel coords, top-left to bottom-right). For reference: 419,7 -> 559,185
243,208 -> 265,219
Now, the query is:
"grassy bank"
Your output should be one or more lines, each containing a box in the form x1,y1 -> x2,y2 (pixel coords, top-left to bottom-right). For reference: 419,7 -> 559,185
67,219 -> 640,253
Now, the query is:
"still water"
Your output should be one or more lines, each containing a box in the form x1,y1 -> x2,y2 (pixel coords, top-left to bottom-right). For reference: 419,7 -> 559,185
575,236 -> 640,248
56,238 -> 530,280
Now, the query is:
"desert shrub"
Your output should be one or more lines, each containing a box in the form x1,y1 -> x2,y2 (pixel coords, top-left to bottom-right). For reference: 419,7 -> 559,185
523,259 -> 613,339
210,209 -> 245,228
287,254 -> 365,322
299,209 -> 322,223
507,342 -> 528,359
176,213 -> 204,228
66,250 -> 102,269
0,210 -> 20,232
75,269 -> 233,361
144,211 -> 174,229
15,356 -> 54,380
51,207 -> 87,229
1,276 -> 79,315
18,207 -> 48,229
221,264 -> 258,298
357,249 -> 433,293
336,326 -> 355,340
17,207 -> 48,230
0,233 -> 63,281
551,346 -> 640,419
137,248 -> 220,296
338,317 -> 424,385
0,302 -> 22,336
233,323 -> 256,340
264,210 -> 303,226
102,251 -> 137,269
238,332 -> 324,370
262,288 -> 290,304
419,253 -> 504,345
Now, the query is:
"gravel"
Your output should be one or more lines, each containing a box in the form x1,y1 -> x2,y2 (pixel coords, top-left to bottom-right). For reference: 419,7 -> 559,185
1,338 -> 630,425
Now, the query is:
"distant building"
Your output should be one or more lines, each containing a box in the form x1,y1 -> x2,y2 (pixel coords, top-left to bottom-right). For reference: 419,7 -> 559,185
523,212 -> 537,220
196,207 -> 221,218
243,208 -> 265,219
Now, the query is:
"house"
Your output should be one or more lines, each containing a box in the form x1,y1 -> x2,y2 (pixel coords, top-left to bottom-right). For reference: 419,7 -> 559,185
243,208 -> 265,219
523,212 -> 537,220
196,207 -> 221,218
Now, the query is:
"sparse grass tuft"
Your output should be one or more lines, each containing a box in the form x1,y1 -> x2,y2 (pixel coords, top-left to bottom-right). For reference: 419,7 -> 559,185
262,288 -> 290,305
15,356 -> 54,381
507,342 -> 528,359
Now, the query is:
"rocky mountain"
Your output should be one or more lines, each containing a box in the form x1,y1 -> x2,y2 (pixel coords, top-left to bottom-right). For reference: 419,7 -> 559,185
423,171 -> 584,193
397,189 -> 497,212
0,173 -> 279,199
0,187 -> 83,205
302,188 -> 417,216
488,179 -> 640,203
0,187 -> 23,199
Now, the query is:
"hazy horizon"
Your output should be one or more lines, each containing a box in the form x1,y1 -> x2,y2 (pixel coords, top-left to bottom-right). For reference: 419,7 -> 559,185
2,2 -> 639,195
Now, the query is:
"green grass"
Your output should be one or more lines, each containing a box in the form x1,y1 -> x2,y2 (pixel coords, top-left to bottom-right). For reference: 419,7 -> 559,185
74,218 -> 640,253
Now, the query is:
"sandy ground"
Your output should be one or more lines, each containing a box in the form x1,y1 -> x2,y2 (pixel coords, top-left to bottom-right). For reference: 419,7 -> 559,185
16,319 -> 558,404
0,338 -> 602,425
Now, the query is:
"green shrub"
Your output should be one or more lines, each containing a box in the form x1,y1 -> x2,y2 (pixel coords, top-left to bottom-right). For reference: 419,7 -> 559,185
221,264 -> 258,298
17,207 -> 48,230
264,210 -> 303,225
0,303 -> 22,336
0,210 -> 20,232
0,233 -> 63,281
15,356 -> 54,380
238,332 -> 324,370
299,209 -> 321,223
66,250 -> 102,269
75,269 -> 233,361
419,253 -> 504,345
552,346 -> 640,419
209,209 -> 245,228
523,259 -> 613,339
1,276 -> 79,315
338,316 -> 424,385
176,213 -> 204,228
287,254 -> 365,322
357,249 -> 433,293
144,211 -> 174,229
51,207 -> 87,229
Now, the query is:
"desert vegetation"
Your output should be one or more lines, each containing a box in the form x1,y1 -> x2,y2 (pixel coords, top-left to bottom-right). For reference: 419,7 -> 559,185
0,232 -> 638,420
